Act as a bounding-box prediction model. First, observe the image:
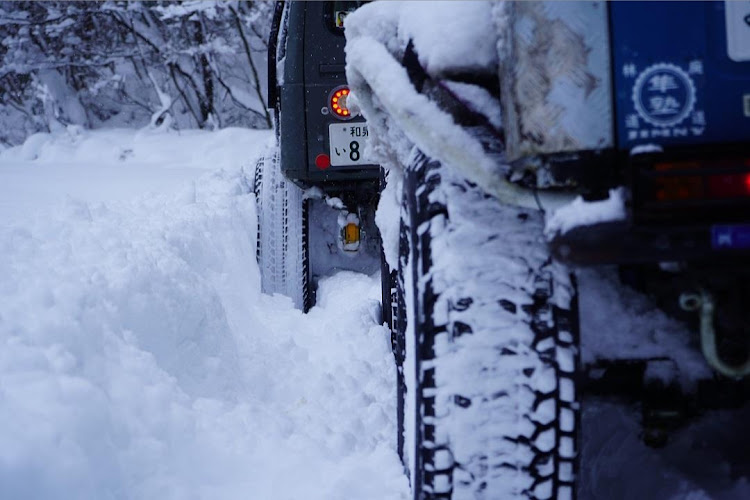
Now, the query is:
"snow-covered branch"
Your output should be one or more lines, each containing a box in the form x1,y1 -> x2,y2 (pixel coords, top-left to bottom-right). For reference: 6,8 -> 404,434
0,0 -> 274,145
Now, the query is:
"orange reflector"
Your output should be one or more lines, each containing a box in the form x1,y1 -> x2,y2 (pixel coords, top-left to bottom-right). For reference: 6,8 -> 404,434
343,222 -> 359,245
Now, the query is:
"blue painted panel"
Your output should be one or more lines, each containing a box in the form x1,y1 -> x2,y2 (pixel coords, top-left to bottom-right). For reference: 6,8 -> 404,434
610,1 -> 750,150
712,224 -> 750,250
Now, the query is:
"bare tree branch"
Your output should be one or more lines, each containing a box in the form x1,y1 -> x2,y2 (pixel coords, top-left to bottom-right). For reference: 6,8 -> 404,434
229,4 -> 271,128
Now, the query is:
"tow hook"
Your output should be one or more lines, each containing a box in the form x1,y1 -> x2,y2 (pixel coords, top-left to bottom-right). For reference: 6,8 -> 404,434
339,211 -> 361,252
679,290 -> 750,379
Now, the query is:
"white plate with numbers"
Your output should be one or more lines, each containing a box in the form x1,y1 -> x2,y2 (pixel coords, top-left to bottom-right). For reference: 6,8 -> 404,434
328,122 -> 370,166
725,0 -> 750,62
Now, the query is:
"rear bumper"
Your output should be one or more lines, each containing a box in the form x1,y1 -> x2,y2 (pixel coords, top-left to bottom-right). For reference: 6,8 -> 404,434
550,220 -> 750,266
551,142 -> 750,266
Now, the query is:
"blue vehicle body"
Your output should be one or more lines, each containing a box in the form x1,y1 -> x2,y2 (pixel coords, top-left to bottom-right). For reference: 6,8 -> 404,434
548,1 -> 750,266
611,1 -> 749,149
568,2 -> 750,382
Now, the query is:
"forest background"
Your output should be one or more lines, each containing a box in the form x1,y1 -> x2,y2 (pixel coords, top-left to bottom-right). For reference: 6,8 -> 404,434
0,1 -> 273,147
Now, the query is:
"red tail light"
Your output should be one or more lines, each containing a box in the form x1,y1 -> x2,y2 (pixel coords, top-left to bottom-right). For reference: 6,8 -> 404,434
707,173 -> 750,198
651,159 -> 750,202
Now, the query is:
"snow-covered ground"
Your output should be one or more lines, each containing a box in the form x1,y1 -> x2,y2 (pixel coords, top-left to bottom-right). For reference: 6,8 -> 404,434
0,127 -> 408,500
1,126 -> 747,499
578,268 -> 750,500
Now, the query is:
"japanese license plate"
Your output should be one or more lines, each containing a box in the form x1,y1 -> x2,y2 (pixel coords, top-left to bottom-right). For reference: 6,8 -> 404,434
328,122 -> 369,166
725,1 -> 750,62
711,224 -> 750,250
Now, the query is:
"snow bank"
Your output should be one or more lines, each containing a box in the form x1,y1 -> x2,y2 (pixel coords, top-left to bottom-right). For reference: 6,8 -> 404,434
0,127 -> 272,226
0,125 -> 260,168
0,128 -> 408,500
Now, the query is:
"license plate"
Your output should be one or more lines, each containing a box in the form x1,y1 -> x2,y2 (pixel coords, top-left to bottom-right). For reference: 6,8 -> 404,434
328,122 -> 370,166
725,1 -> 750,62
711,224 -> 750,249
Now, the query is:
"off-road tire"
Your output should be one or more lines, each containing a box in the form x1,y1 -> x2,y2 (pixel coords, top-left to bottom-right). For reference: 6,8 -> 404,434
254,149 -> 310,311
395,149 -> 580,499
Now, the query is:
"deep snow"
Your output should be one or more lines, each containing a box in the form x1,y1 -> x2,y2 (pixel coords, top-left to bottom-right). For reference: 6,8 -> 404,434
0,127 -> 408,500
0,126 -> 747,499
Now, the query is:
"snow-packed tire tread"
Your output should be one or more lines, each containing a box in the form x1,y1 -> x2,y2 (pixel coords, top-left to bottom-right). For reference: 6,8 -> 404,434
399,149 -> 579,500
254,150 -> 310,311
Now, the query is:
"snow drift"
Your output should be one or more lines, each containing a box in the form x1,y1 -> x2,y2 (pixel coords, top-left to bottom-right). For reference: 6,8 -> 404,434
0,127 -> 408,500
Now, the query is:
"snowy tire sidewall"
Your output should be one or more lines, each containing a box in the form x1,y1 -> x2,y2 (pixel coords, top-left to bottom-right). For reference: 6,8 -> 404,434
254,149 -> 310,311
396,150 -> 580,499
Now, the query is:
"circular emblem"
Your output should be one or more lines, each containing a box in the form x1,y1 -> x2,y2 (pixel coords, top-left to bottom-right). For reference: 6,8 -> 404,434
632,63 -> 696,127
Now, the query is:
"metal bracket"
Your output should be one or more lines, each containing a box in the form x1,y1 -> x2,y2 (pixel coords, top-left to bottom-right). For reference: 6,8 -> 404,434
679,290 -> 750,379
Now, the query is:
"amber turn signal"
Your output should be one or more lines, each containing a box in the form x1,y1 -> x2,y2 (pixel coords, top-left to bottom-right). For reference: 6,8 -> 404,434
329,86 -> 353,120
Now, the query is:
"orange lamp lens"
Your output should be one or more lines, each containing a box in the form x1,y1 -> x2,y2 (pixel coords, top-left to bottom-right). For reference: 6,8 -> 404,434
329,86 -> 352,119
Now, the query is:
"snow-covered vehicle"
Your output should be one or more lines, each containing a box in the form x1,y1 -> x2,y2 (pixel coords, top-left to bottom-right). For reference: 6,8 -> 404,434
344,1 -> 750,498
255,1 -> 380,310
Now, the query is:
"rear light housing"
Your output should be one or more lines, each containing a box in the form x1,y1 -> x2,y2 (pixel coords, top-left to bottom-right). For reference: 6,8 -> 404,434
328,86 -> 354,120
648,158 -> 750,203
633,151 -> 750,225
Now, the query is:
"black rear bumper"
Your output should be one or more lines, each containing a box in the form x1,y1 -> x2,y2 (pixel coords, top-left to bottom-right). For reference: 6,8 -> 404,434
550,220 -> 750,267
